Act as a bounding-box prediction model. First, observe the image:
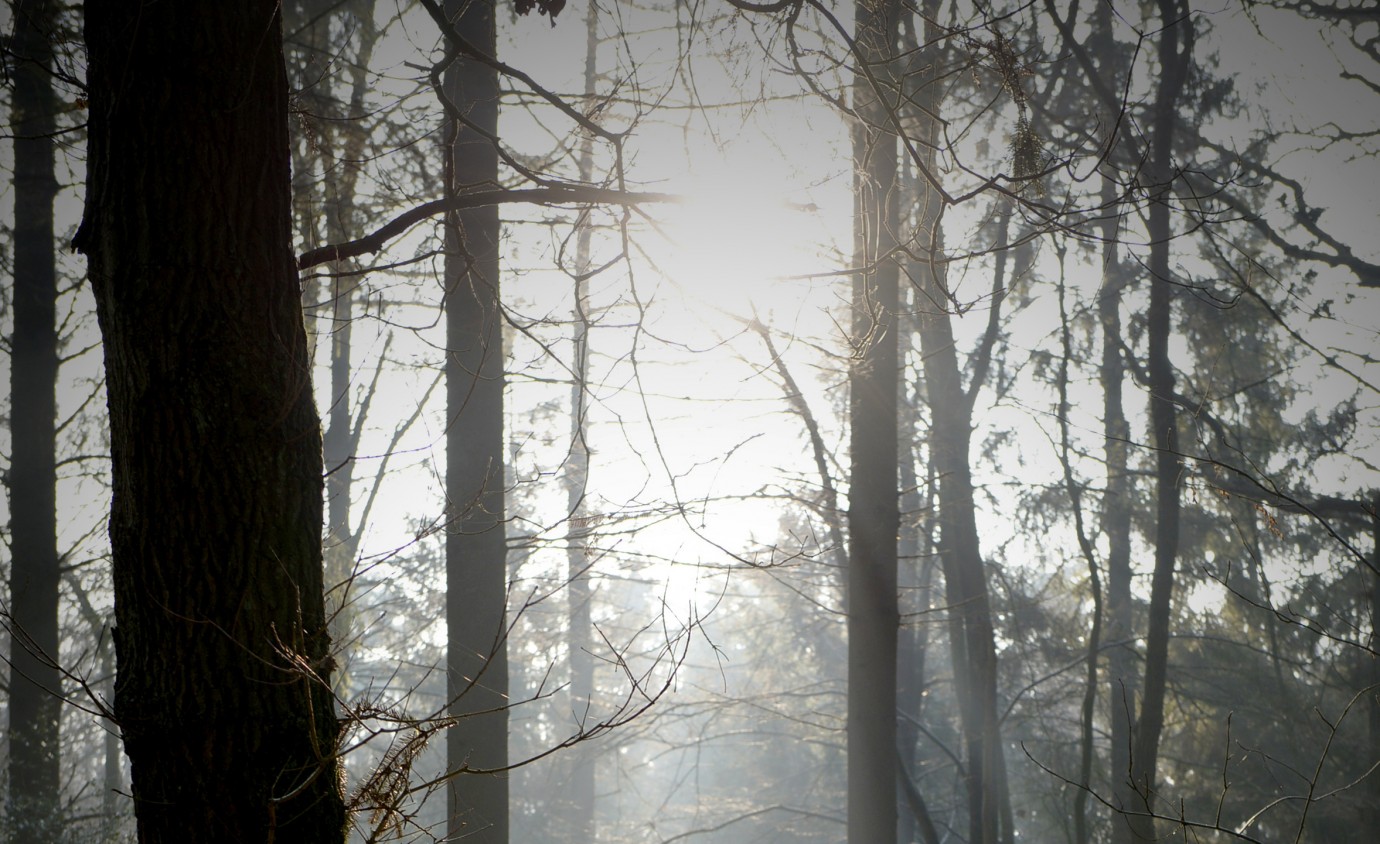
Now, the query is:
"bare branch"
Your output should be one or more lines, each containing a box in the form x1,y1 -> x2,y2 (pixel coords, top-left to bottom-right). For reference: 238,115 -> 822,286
297,187 -> 677,270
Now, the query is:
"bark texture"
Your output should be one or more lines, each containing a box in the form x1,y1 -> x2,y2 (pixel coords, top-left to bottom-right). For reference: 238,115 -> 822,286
847,0 -> 902,839
7,0 -> 63,840
75,4 -> 347,841
442,1 -> 510,841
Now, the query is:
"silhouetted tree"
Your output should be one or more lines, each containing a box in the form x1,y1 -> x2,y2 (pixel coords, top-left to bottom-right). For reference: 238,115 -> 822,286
73,3 -> 347,840
438,0 -> 510,840
846,0 -> 903,839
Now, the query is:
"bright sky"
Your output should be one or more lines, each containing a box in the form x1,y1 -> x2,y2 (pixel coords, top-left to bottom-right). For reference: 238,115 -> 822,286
4,0 -> 1374,683
296,0 -> 1380,630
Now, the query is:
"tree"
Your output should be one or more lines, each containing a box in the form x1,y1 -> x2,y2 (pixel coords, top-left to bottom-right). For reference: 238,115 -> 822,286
6,0 -> 62,840
1124,5 -> 1193,840
561,3 -> 602,839
284,0 -> 385,697
10,2 -> 1379,841
438,0 -> 510,840
73,3 -> 347,840
845,0 -> 902,839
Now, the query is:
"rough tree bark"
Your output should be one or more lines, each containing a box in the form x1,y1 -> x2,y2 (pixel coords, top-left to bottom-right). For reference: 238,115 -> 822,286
74,3 -> 348,841
7,0 -> 62,840
847,0 -> 902,839
441,0 -> 510,841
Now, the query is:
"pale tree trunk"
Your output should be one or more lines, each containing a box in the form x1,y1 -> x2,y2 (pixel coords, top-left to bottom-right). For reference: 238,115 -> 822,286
1126,3 -> 1192,840
847,0 -> 902,839
285,0 -> 384,696
75,3 -> 347,840
897,356 -> 939,844
316,6 -> 380,694
441,1 -> 509,841
561,2 -> 600,839
1369,498 -> 1380,833
7,0 -> 62,840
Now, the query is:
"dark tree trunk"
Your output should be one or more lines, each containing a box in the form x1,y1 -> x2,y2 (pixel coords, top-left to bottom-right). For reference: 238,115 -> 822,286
916,261 -> 1006,844
1098,175 -> 1138,844
7,0 -> 62,840
902,8 -> 1008,841
847,0 -> 902,839
1056,257 -> 1103,844
101,636 -> 126,842
442,1 -> 509,841
74,3 -> 347,842
1126,4 -> 1192,839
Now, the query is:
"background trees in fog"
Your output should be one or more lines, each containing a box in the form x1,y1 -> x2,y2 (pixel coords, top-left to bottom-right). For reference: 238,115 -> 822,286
3,1 -> 1380,843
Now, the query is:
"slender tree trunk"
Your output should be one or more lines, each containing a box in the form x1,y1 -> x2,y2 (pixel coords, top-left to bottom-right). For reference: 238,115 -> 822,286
847,0 -> 902,839
7,3 -> 62,840
1098,175 -> 1138,844
442,1 -> 509,841
902,9 -> 1008,841
897,349 -> 939,844
916,260 -> 1006,844
1368,496 -> 1380,833
321,13 -> 380,691
562,3 -> 600,838
896,338 -> 923,844
1126,4 -> 1192,840
75,3 -> 347,841
1055,254 -> 1103,844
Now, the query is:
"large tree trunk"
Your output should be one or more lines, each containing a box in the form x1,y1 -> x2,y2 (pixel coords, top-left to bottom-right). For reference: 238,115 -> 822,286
7,0 -> 62,840
442,1 -> 509,841
847,0 -> 902,840
74,3 -> 347,841
1126,3 -> 1192,840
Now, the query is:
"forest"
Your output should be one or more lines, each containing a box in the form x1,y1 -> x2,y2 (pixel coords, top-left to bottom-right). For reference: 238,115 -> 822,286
2,0 -> 1379,842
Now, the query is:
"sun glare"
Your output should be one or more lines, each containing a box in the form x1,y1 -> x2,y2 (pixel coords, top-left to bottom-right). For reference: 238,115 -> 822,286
654,163 -> 824,326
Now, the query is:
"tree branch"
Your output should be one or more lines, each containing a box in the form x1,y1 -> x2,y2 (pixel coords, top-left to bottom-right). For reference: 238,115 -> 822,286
297,187 -> 676,271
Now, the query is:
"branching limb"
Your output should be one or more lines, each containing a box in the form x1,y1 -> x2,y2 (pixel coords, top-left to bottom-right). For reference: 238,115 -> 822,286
297,187 -> 676,270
